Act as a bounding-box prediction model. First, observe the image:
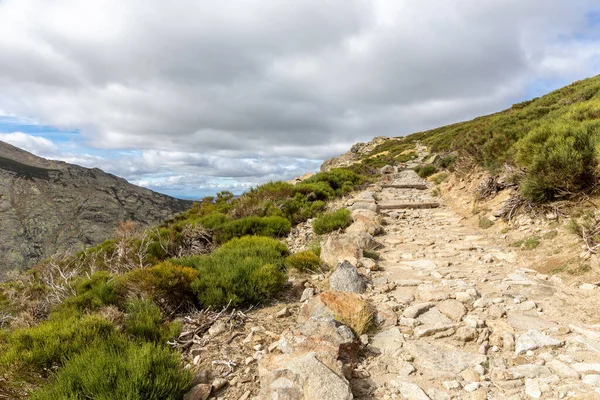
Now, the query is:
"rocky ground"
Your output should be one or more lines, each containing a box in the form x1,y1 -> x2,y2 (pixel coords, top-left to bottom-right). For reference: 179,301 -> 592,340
183,167 -> 600,400
350,173 -> 600,399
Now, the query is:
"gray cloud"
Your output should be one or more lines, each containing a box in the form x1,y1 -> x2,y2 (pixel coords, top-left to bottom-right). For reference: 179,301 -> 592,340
0,0 -> 599,194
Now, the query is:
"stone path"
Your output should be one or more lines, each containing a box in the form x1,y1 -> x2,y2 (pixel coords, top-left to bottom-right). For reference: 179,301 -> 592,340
351,170 -> 600,399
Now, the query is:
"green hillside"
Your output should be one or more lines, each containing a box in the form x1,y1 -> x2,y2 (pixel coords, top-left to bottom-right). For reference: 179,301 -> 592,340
361,75 -> 600,202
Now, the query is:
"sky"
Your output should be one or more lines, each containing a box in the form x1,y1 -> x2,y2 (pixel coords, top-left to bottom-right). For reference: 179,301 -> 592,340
0,1 -> 599,199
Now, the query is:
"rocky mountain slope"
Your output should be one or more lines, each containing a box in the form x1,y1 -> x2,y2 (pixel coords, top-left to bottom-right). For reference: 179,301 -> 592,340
0,141 -> 192,275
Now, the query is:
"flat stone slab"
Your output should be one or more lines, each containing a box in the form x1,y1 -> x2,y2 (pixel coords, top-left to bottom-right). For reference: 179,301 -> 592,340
378,202 -> 440,210
507,313 -> 559,332
400,260 -> 437,270
382,184 -> 428,190
515,330 -> 564,355
567,335 -> 600,353
390,381 -> 430,400
404,341 -> 487,376
370,327 -> 404,355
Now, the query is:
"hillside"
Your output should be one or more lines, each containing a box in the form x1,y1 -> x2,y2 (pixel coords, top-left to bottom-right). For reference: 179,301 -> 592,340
0,141 -> 192,276
327,75 -> 600,202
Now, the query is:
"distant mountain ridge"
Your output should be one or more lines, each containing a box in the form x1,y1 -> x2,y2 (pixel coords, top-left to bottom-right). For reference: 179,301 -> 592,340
0,141 -> 192,276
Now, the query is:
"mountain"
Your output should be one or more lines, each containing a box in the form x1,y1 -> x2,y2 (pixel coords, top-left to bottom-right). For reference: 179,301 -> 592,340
0,141 -> 192,275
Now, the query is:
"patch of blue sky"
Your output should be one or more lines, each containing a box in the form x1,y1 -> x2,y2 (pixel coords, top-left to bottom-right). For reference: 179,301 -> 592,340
523,78 -> 570,100
0,115 -> 79,142
587,10 -> 600,28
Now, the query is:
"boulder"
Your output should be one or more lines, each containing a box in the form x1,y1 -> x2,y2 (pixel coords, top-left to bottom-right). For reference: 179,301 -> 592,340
329,260 -> 367,293
346,213 -> 383,235
277,316 -> 356,361
350,202 -> 378,212
321,234 -> 362,267
350,232 -> 377,250
298,291 -> 374,334
437,300 -> 467,321
258,351 -> 353,400
359,257 -> 378,271
183,384 -> 211,400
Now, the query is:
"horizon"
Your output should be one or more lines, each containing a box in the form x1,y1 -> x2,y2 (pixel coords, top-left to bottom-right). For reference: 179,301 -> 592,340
1,1 -> 600,198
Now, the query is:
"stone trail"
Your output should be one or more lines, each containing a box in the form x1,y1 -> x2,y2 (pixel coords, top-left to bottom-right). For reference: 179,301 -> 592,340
350,170 -> 600,399
256,168 -> 600,400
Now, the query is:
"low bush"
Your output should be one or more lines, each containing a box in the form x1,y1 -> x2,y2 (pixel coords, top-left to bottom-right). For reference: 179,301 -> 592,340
312,209 -> 352,235
173,236 -> 289,308
52,272 -> 117,318
0,315 -> 119,372
215,216 -> 291,243
478,217 -> 494,230
395,151 -> 418,163
118,262 -> 198,313
294,181 -> 336,201
30,342 -> 192,400
363,250 -> 380,260
429,172 -> 449,185
124,298 -> 178,343
415,164 -> 437,179
303,169 -> 362,196
511,236 -> 541,250
285,251 -> 322,272
515,121 -> 599,202
198,212 -> 232,229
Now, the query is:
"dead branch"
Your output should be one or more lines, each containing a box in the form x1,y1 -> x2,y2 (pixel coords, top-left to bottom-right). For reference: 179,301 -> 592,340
167,301 -> 248,351
477,176 -> 505,200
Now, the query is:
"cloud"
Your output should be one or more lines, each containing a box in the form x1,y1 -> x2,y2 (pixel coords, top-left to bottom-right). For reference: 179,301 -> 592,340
0,132 -> 58,155
0,0 -> 599,195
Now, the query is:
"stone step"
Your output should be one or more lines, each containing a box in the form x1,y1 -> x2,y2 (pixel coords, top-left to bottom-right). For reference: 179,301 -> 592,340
378,202 -> 440,210
382,184 -> 428,190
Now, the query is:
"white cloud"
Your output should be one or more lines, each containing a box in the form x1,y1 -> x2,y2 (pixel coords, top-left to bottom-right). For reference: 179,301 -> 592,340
0,0 -> 599,195
0,132 -> 58,156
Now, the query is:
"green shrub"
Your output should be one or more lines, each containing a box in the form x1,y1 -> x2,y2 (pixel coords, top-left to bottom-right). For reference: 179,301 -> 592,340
30,342 -> 192,400
430,172 -> 449,185
124,298 -> 176,343
0,315 -> 119,372
516,122 -> 599,202
395,151 -> 418,163
312,209 -> 352,235
363,250 -> 380,260
215,216 -> 291,243
303,169 -> 362,195
438,155 -> 458,169
119,262 -> 199,313
510,236 -> 540,250
198,212 -> 232,229
294,181 -> 336,201
415,164 -> 437,179
478,217 -> 494,229
173,236 -> 288,308
309,243 -> 322,257
52,272 -> 117,318
285,251 -> 322,272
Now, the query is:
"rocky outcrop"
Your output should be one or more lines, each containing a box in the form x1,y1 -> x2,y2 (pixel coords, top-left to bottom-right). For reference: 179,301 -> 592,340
0,141 -> 192,276
320,136 -> 389,171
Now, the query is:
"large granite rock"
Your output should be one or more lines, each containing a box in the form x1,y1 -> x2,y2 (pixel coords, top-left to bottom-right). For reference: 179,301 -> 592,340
258,351 -> 353,400
321,233 -> 363,267
329,261 -> 367,293
298,291 -> 373,334
0,140 -> 191,276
